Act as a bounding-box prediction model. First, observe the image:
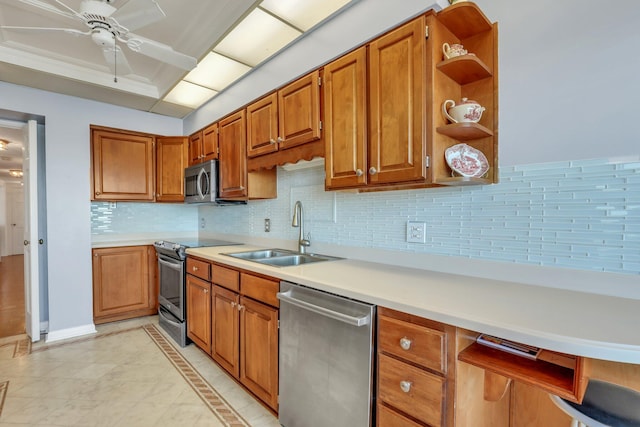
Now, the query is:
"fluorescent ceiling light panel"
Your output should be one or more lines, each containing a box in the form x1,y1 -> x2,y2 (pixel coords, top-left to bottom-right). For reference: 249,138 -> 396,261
164,81 -> 218,109
260,0 -> 352,31
214,8 -> 301,67
183,52 -> 251,91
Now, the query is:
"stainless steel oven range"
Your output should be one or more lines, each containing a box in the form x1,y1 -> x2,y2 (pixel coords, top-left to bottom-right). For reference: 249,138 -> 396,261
154,238 -> 241,347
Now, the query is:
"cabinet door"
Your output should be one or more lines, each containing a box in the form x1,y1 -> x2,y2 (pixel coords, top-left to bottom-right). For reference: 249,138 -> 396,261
211,284 -> 240,377
186,274 -> 211,353
92,246 -> 152,322
91,128 -> 155,201
156,136 -> 188,202
239,296 -> 279,410
202,122 -> 219,161
324,46 -> 368,189
277,70 -> 321,150
247,93 -> 279,158
188,131 -> 203,165
368,17 -> 427,185
218,110 -> 247,199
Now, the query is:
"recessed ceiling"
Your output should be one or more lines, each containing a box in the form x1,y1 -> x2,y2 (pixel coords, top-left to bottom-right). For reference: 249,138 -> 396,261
0,0 -> 354,118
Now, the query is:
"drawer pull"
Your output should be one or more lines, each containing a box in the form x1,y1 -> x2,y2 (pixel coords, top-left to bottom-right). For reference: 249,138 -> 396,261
399,336 -> 412,350
192,266 -> 199,271
400,380 -> 412,393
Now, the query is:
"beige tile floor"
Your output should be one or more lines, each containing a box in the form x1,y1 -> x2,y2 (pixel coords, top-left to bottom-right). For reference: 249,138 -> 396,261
0,316 -> 281,427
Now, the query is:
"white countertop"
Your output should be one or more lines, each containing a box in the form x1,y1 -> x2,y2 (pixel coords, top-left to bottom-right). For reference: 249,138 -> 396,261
187,245 -> 640,364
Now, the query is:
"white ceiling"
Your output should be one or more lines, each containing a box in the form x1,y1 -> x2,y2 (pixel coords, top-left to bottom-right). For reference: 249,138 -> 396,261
0,0 -> 262,118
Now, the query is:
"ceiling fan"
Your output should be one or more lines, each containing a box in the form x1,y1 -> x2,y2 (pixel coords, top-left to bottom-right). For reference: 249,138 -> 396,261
0,0 -> 198,77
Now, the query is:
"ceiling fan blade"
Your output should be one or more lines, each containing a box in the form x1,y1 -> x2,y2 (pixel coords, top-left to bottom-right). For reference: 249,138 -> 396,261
102,45 -> 133,75
125,34 -> 196,70
0,26 -> 90,37
112,0 -> 166,32
17,0 -> 77,19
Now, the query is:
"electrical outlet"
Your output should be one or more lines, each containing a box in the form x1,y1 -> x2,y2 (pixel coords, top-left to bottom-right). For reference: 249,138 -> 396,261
200,217 -> 206,229
264,218 -> 271,232
406,221 -> 426,243
109,201 -> 117,209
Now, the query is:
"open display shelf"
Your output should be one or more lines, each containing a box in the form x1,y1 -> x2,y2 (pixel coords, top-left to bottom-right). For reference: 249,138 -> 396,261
458,342 -> 588,403
431,2 -> 498,187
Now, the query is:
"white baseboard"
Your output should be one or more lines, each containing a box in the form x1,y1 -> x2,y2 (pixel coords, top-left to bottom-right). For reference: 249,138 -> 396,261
45,323 -> 97,343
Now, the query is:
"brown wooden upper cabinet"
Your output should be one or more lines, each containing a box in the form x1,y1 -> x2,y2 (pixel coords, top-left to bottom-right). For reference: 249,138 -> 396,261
325,17 -> 428,190
218,110 -> 248,199
325,3 -> 498,190
247,70 -> 321,158
91,125 -> 189,202
188,122 -> 218,166
156,136 -> 188,202
91,126 -> 155,201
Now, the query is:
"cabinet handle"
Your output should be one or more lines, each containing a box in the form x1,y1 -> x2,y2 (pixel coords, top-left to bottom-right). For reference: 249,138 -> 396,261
277,136 -> 284,143
192,266 -> 199,271
96,191 -> 101,195
399,337 -> 412,351
400,381 -> 412,393
355,169 -> 363,177
237,304 -> 244,311
204,288 -> 208,294
270,138 -> 276,144
230,302 -> 236,308
369,167 -> 377,175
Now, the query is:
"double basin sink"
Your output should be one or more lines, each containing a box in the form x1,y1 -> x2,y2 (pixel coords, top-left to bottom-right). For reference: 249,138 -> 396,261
223,248 -> 342,267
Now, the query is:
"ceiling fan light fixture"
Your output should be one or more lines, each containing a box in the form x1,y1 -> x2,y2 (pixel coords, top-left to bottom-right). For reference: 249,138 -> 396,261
9,169 -> 23,178
0,140 -> 8,150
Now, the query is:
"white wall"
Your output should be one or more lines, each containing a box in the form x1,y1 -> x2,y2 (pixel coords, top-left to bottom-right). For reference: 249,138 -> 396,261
185,0 -> 640,166
0,82 -> 182,334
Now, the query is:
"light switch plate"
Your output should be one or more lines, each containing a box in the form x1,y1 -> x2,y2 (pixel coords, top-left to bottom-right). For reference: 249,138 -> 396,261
406,221 -> 426,243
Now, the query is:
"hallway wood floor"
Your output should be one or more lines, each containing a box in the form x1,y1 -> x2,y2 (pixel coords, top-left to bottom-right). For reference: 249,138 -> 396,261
0,255 -> 25,338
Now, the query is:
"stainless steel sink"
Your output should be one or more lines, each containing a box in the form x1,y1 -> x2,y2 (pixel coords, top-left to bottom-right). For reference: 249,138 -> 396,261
224,248 -> 296,260
223,249 -> 342,267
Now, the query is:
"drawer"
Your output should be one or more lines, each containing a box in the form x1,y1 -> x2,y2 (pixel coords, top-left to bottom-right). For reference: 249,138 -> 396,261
212,264 -> 239,292
186,257 -> 210,281
378,353 -> 445,427
240,273 -> 279,307
379,315 -> 446,374
377,403 -> 423,427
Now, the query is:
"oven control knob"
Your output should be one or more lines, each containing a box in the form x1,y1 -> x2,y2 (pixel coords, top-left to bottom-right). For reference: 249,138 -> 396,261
172,244 -> 181,250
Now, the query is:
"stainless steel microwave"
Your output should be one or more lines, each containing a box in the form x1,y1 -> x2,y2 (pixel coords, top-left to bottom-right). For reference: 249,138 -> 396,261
184,160 -> 246,205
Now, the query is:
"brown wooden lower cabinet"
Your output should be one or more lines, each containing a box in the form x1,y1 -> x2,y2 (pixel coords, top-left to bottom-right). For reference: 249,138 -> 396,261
211,284 -> 240,377
92,245 -> 157,324
186,257 -> 279,412
186,274 -> 211,352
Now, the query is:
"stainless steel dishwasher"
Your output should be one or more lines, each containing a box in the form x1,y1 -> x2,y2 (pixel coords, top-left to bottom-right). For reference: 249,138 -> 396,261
277,281 -> 375,427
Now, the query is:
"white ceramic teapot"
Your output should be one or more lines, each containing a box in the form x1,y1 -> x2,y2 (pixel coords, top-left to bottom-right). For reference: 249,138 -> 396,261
442,98 -> 485,123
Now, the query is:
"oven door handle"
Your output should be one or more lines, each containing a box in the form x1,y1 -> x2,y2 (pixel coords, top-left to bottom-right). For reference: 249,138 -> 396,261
158,307 -> 183,327
158,255 -> 183,271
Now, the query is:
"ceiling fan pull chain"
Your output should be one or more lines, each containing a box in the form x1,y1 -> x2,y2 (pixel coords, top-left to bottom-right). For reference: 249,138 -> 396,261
113,34 -> 118,83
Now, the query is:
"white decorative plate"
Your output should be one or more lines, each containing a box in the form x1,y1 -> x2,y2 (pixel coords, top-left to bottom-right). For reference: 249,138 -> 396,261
445,143 -> 489,178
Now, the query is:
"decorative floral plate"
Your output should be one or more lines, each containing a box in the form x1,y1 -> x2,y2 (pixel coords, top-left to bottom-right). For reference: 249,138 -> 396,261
445,143 -> 489,178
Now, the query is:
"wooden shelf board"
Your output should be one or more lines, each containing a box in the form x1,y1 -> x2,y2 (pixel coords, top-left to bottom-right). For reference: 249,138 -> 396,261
437,2 -> 493,39
436,122 -> 493,140
436,176 -> 492,186
458,342 -> 580,402
437,55 -> 492,85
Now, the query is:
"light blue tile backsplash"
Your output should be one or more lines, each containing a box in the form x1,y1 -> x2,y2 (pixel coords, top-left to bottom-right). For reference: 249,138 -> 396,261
90,157 -> 640,275
91,202 -> 198,234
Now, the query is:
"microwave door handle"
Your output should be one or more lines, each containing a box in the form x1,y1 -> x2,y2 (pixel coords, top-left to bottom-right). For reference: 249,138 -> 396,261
202,170 -> 210,197
197,168 -> 205,199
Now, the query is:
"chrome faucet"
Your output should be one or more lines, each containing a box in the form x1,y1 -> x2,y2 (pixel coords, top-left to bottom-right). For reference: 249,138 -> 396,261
292,200 -> 311,253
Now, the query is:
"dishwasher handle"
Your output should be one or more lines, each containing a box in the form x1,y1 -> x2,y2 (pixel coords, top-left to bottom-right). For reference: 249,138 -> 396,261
277,290 -> 371,327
